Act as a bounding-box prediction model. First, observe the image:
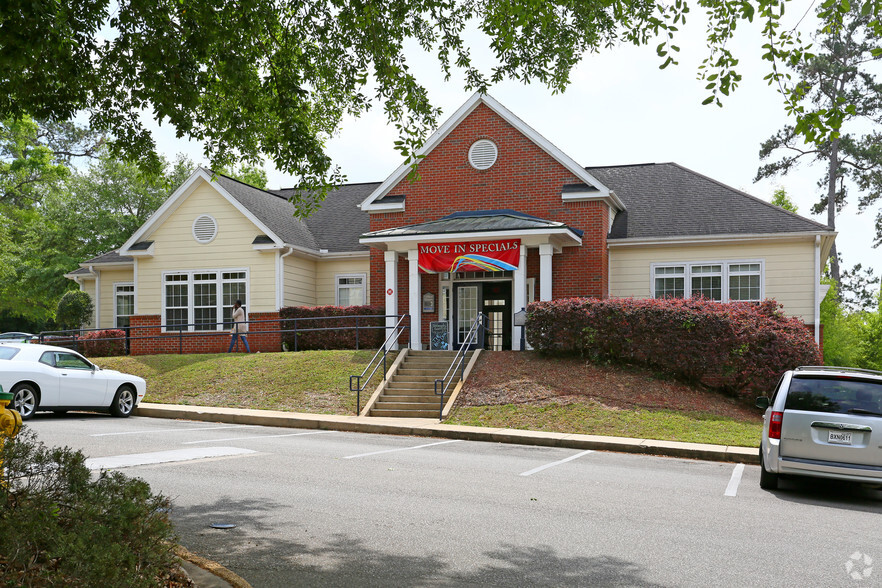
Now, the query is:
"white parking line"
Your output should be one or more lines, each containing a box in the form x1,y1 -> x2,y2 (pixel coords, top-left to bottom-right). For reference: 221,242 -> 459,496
85,447 -> 255,470
724,464 -> 745,497
181,431 -> 334,444
519,449 -> 595,477
343,439 -> 461,459
91,425 -> 252,437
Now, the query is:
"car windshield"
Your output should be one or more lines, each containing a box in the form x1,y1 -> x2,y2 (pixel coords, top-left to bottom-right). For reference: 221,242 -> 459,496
0,347 -> 19,360
786,376 -> 882,416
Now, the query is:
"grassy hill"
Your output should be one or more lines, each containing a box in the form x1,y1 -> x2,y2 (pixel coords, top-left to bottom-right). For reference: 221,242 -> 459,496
96,350 -> 763,447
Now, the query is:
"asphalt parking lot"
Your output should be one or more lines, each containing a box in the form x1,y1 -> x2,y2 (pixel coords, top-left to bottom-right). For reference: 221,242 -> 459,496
23,413 -> 882,587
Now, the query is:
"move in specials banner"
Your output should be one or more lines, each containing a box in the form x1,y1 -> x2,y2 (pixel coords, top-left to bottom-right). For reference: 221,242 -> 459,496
418,239 -> 521,273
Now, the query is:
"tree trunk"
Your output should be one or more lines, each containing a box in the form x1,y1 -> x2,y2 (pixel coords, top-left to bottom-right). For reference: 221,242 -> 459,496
827,137 -> 840,289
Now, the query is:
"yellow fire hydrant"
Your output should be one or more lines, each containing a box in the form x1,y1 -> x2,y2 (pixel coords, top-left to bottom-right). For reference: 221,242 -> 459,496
0,385 -> 23,484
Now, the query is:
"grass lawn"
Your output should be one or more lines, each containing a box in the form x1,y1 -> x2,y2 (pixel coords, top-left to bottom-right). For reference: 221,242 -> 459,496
95,350 -> 374,415
447,403 -> 761,447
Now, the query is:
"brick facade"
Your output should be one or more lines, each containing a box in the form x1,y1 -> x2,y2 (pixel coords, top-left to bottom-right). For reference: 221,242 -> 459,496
128,312 -> 282,355
368,103 -> 611,347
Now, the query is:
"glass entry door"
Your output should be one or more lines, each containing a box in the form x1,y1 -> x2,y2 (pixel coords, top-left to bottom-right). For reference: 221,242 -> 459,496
455,284 -> 481,348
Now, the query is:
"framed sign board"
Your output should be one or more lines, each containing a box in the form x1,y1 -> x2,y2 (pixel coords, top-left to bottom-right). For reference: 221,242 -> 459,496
423,292 -> 435,313
430,321 -> 449,350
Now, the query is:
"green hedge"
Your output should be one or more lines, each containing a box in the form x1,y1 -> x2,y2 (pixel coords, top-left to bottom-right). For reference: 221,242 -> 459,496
526,297 -> 822,397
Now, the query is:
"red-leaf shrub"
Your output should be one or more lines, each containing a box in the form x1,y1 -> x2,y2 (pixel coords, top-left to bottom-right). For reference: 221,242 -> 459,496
526,297 -> 821,398
79,329 -> 127,357
279,305 -> 386,351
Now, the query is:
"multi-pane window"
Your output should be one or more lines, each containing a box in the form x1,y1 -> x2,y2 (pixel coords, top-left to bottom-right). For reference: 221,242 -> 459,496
336,274 -> 365,306
690,265 -> 722,301
728,263 -> 762,301
652,261 -> 762,303
114,284 -> 134,328
193,273 -> 218,331
164,274 -> 189,330
654,266 -> 685,299
163,270 -> 247,332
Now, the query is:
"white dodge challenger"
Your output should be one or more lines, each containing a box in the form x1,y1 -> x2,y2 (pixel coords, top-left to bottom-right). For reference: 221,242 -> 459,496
0,342 -> 146,420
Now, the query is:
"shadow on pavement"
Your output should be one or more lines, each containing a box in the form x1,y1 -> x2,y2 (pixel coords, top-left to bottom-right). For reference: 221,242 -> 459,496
170,498 -> 666,587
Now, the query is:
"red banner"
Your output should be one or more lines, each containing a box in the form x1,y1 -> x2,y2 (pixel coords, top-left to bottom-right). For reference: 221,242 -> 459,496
418,239 -> 521,273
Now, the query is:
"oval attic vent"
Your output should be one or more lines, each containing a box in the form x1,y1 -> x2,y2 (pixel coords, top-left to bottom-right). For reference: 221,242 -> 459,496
193,215 -> 218,244
468,139 -> 498,170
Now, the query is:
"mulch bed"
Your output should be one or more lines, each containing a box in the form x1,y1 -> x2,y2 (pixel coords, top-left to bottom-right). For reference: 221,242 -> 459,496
459,351 -> 759,422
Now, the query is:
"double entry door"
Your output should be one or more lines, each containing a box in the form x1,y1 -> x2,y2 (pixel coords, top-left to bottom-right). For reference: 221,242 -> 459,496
453,281 -> 512,350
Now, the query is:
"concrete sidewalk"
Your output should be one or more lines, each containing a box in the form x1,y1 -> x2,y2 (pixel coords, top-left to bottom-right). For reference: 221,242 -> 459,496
135,402 -> 759,464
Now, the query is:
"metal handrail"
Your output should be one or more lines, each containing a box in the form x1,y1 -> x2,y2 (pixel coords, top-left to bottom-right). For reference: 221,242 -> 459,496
434,313 -> 486,420
350,315 -> 411,414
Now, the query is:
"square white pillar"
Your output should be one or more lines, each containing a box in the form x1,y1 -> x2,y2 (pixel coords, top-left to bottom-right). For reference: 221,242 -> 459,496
539,243 -> 553,301
512,245 -> 527,351
384,250 -> 399,350
408,250 -> 421,349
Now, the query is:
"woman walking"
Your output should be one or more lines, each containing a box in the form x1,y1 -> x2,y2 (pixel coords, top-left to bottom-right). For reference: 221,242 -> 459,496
227,300 -> 251,353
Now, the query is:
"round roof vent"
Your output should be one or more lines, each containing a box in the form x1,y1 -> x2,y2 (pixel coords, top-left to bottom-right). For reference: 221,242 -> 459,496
193,215 -> 218,244
468,139 -> 498,170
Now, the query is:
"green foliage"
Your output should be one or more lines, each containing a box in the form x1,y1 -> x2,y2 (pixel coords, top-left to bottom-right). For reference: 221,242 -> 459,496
1,0 -> 879,214
859,290 -> 882,369
55,290 -> 94,330
770,186 -> 798,212
819,279 -> 866,366
215,164 -> 268,189
0,429 -> 178,586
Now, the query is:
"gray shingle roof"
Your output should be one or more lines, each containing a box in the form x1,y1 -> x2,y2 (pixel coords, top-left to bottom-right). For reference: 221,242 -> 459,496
584,163 -> 832,240
363,210 -> 582,238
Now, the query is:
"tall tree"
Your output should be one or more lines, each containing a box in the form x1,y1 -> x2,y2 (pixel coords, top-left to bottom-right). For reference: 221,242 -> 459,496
1,1 -> 879,215
756,1 -> 882,286
770,186 -> 798,212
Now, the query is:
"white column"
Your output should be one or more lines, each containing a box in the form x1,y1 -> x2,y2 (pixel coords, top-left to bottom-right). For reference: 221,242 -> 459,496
512,245 -> 527,351
539,243 -> 553,301
384,250 -> 399,350
408,250 -> 421,349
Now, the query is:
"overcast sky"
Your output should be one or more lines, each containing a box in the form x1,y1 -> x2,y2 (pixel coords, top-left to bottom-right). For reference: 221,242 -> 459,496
148,10 -> 879,272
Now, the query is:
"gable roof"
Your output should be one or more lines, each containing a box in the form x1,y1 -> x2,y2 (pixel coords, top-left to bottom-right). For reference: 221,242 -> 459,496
119,168 -> 371,256
586,163 -> 833,241
360,92 -> 622,211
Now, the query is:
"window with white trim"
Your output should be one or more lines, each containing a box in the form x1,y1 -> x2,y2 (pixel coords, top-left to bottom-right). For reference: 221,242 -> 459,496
651,261 -> 763,302
336,274 -> 365,306
728,263 -> 762,301
163,270 -> 248,331
114,283 -> 134,328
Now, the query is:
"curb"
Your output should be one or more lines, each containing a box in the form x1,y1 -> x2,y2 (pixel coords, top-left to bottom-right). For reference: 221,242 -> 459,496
136,403 -> 760,464
175,546 -> 252,588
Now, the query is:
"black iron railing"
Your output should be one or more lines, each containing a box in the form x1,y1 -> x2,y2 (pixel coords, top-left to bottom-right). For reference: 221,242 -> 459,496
349,315 -> 411,415
434,313 -> 486,420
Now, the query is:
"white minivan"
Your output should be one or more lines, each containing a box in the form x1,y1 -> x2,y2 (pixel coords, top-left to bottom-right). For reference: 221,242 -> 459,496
757,366 -> 882,490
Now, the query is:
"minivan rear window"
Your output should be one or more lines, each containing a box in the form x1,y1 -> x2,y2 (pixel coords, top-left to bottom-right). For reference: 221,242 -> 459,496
0,347 -> 19,360
786,376 -> 882,416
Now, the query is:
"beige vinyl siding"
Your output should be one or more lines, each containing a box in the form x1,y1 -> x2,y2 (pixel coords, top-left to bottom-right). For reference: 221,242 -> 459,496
283,254 -> 316,307
80,278 -> 97,328
316,258 -> 371,305
609,238 -> 817,322
97,268 -> 135,328
136,180 -> 277,314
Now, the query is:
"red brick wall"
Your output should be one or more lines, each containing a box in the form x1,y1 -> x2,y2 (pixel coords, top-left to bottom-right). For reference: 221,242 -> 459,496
368,103 -> 610,345
128,312 -> 281,355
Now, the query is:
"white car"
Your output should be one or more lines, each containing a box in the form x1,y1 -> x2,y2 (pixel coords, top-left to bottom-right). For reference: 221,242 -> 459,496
0,342 -> 146,420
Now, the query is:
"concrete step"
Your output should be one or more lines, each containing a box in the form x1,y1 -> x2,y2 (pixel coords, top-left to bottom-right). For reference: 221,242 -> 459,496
407,350 -> 467,358
385,380 -> 458,390
398,360 -> 461,369
379,394 -> 450,403
373,401 -> 448,411
393,371 -> 459,381
369,408 -> 442,418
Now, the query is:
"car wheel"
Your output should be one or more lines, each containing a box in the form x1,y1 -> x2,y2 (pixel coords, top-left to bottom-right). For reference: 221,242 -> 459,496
110,385 -> 136,418
11,383 -> 39,420
759,449 -> 779,490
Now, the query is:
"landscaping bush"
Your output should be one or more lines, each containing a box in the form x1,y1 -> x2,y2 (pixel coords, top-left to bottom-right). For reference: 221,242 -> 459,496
526,297 -> 822,398
280,305 -> 385,350
80,329 -> 127,357
0,429 -> 179,586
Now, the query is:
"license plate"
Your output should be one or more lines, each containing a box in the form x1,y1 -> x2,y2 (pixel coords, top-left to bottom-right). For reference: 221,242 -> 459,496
828,431 -> 853,445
